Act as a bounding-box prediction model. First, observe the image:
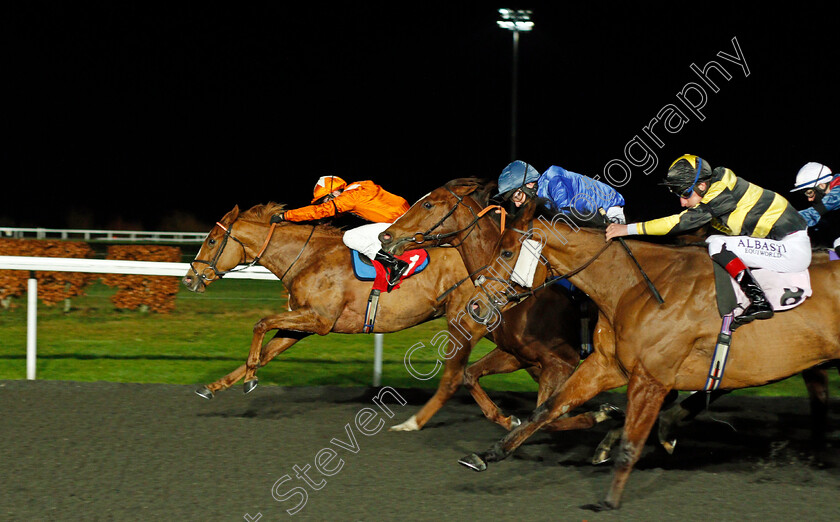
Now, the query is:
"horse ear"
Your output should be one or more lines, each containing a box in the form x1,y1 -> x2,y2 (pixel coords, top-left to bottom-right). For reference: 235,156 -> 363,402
221,205 -> 240,224
449,183 -> 480,197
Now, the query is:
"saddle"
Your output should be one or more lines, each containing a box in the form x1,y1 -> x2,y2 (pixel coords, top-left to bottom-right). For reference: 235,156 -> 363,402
353,248 -> 429,333
705,264 -> 812,391
713,264 -> 812,319
350,249 -> 429,282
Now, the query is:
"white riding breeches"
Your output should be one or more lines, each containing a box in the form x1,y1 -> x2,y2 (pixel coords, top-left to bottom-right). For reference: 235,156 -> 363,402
706,230 -> 812,273
342,222 -> 392,260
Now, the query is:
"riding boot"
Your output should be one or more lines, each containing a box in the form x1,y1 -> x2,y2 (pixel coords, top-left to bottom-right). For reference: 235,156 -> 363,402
374,250 -> 409,291
734,268 -> 774,324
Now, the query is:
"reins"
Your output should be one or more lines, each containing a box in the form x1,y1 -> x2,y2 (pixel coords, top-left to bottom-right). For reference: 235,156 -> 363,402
191,218 -> 315,284
406,185 -> 508,303
474,220 -> 613,304
411,186 -> 507,248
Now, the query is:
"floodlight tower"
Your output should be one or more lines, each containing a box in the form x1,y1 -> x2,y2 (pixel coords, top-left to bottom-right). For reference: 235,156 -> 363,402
497,8 -> 533,161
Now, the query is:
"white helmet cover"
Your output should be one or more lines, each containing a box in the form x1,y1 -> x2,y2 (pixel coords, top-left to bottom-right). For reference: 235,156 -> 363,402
792,162 -> 833,192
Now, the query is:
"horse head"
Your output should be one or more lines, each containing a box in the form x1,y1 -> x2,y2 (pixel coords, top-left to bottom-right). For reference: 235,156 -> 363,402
467,198 -> 607,323
380,178 -> 498,256
182,205 -> 248,293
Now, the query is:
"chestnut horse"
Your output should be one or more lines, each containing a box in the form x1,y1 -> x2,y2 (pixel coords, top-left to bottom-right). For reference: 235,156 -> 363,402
459,199 -> 840,510
380,178 -> 620,443
183,202 -> 488,430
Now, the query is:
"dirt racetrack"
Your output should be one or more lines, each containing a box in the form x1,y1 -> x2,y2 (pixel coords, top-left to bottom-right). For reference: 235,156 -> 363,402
2,380 -> 840,521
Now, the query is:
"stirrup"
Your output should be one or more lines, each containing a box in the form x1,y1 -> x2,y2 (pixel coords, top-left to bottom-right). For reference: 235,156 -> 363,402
386,267 -> 407,291
734,302 -> 774,325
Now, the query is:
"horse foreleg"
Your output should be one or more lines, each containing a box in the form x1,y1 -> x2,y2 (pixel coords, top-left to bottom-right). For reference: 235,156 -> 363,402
535,353 -> 577,405
242,310 -> 331,392
458,353 -> 626,471
588,365 -> 670,512
538,353 -> 620,435
197,329 -> 312,398
391,333 -> 474,432
462,348 -> 528,430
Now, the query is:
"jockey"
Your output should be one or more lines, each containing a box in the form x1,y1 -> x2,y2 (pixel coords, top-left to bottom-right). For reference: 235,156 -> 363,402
276,175 -> 411,290
497,160 -> 627,223
790,162 -> 840,255
606,154 -> 811,325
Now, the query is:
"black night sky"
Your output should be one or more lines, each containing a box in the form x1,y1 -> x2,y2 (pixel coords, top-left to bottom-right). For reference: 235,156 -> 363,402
4,2 -> 840,231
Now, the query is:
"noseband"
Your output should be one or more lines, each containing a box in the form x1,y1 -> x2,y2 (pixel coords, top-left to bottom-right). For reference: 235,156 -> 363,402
474,220 -> 613,305
190,219 -> 311,284
410,187 -> 506,247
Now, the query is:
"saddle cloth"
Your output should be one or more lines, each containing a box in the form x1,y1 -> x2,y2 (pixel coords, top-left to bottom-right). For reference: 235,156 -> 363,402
351,249 -> 429,282
714,264 -> 812,318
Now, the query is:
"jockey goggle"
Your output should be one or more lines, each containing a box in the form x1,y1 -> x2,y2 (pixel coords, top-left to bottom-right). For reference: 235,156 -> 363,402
803,186 -> 827,199
504,184 -> 538,202
668,183 -> 698,199
668,157 -> 704,199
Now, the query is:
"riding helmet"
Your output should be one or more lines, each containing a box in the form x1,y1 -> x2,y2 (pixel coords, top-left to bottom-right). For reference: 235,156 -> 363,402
497,160 -> 540,199
791,162 -> 833,192
661,154 -> 713,197
312,176 -> 347,203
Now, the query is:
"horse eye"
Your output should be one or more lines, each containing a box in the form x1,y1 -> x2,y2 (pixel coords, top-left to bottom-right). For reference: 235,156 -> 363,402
501,250 -> 513,259
423,202 -> 433,209
208,239 -> 217,246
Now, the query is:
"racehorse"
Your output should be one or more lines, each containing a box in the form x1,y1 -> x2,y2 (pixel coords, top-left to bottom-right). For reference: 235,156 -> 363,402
380,178 -> 619,438
183,202 -> 488,430
458,198 -> 840,510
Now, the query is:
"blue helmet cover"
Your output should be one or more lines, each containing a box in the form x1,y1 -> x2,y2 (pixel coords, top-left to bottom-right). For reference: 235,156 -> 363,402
497,160 -> 540,196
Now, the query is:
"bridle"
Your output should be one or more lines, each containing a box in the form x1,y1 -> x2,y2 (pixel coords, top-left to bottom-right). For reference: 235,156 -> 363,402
408,186 -> 506,248
190,218 -> 315,285
473,219 -> 613,306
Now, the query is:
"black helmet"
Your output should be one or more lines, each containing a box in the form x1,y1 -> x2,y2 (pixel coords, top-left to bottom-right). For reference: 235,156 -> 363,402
661,154 -> 713,198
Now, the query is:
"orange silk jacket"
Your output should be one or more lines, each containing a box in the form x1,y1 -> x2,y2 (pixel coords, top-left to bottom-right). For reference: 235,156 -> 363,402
284,180 -> 409,223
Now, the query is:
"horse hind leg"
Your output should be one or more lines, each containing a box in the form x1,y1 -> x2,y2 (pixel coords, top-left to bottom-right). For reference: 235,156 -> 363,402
461,348 -> 529,430
657,388 -> 728,453
802,366 -> 829,446
459,352 -> 626,471
196,329 -> 311,399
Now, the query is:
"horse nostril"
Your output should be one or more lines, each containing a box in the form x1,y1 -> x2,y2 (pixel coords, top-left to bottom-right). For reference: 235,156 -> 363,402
380,232 -> 392,243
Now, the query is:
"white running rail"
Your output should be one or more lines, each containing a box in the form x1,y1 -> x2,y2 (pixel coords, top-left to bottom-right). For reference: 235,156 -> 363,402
0,256 -> 384,384
0,227 -> 207,243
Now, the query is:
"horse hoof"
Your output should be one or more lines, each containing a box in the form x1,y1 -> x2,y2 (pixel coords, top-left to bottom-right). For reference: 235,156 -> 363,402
509,416 -> 521,429
194,386 -> 214,400
243,379 -> 259,394
662,439 -> 677,454
458,453 -> 487,472
591,450 -> 611,465
389,415 -> 420,432
595,403 -> 624,422
580,500 -> 617,512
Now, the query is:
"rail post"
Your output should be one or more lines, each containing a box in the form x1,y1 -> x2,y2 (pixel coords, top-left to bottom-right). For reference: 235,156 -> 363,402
26,271 -> 37,380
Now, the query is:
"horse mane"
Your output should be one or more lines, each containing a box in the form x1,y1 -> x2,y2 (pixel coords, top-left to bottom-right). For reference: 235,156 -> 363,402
529,198 -> 608,230
241,202 -> 288,222
240,202 -> 344,235
444,177 -> 498,207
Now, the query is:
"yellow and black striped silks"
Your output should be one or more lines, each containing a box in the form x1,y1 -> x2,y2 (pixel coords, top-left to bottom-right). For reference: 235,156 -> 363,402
639,167 -> 807,240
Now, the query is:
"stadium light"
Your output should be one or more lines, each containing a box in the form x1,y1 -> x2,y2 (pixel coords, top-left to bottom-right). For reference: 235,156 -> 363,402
497,9 -> 533,160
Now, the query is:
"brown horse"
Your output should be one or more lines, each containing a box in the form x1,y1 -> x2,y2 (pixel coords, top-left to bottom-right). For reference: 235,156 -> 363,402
182,202 -> 488,430
458,198 -> 840,510
380,178 -> 620,441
